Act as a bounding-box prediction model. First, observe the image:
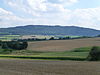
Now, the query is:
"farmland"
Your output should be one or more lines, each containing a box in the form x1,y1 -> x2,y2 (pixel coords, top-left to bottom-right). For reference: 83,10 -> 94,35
0,59 -> 100,75
27,37 -> 100,51
0,34 -> 81,41
0,37 -> 100,60
0,35 -> 20,41
0,37 -> 100,75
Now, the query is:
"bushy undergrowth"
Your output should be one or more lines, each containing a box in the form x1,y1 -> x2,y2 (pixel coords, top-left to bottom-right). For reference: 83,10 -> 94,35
0,49 -> 13,54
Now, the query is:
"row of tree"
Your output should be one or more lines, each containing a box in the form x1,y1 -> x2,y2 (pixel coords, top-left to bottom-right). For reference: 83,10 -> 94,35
0,41 -> 28,50
16,36 -> 88,42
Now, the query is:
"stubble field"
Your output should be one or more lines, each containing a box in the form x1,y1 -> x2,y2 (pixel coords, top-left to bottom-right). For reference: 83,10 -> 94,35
0,59 -> 100,75
27,38 -> 100,51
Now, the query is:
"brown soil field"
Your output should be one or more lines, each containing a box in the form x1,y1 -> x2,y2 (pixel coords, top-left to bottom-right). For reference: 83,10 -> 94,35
0,59 -> 100,75
27,38 -> 100,51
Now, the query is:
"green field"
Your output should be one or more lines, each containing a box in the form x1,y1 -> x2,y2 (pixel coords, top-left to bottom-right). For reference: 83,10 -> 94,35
0,35 -> 20,41
0,34 -> 81,41
0,47 -> 91,61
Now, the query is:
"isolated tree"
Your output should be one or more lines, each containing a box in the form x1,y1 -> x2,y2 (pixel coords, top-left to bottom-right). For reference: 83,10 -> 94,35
87,46 -> 100,61
2,42 -> 9,49
96,35 -> 100,37
49,37 -> 54,40
0,40 -> 2,46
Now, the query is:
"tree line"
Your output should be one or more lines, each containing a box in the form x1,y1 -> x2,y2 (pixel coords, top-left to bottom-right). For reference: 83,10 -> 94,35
16,36 -> 91,42
0,41 -> 28,50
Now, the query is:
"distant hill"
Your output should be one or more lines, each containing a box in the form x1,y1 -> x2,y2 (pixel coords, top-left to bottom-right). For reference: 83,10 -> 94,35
0,25 -> 100,36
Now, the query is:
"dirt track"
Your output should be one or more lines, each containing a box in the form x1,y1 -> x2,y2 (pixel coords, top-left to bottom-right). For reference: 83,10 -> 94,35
27,38 -> 100,51
0,59 -> 100,75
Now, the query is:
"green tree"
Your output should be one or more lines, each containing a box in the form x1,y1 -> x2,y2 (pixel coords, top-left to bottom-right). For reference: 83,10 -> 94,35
7,41 -> 28,50
49,37 -> 55,40
2,42 -> 9,49
21,41 -> 28,49
87,46 -> 100,61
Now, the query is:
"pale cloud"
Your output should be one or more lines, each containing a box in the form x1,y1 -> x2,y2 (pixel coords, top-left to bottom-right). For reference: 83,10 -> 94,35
69,0 -> 78,3
6,0 -> 42,17
63,0 -> 79,6
47,0 -> 79,7
27,0 -> 47,11
8,1 -> 17,7
7,0 -> 28,12
0,8 -> 13,15
6,0 -> 78,15
27,0 -> 79,12
0,8 -> 35,27
0,0 -> 100,30
67,7 -> 100,29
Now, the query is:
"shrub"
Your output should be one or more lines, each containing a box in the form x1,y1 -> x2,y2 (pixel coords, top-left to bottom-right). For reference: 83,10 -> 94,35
87,46 -> 100,61
49,37 -> 55,40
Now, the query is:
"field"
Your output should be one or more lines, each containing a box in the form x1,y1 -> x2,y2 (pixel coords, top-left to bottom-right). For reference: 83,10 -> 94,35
0,59 -> 100,75
27,37 -> 100,51
0,37 -> 100,60
0,35 -> 20,41
0,37 -> 100,75
0,34 -> 80,41
0,46 -> 90,61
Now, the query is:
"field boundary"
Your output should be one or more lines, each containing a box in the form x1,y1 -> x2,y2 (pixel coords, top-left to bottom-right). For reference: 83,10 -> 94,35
0,55 -> 86,61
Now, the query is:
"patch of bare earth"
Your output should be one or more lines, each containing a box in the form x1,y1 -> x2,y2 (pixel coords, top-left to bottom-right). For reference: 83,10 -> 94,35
27,38 -> 100,51
0,59 -> 99,75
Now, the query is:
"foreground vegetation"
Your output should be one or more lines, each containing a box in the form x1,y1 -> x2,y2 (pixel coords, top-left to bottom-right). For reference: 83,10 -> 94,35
0,47 -> 93,61
0,38 -> 100,61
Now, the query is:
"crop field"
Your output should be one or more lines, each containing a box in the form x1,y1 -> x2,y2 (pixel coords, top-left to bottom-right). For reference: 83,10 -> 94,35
0,35 -> 79,41
21,35 -> 54,39
0,37 -> 100,75
0,59 -> 100,75
27,37 -> 100,51
20,35 -> 79,40
0,35 -> 20,41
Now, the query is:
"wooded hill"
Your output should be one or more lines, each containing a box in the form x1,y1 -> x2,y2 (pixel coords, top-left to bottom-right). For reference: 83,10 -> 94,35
0,25 -> 100,36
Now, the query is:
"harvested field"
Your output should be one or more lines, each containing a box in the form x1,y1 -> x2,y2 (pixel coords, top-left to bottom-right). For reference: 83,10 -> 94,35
27,38 -> 100,51
0,59 -> 100,75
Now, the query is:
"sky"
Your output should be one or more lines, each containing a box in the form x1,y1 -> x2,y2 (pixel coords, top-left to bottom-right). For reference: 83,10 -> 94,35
0,0 -> 100,30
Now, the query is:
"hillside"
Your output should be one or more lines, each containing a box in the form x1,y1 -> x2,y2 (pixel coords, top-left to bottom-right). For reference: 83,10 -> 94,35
0,25 -> 100,36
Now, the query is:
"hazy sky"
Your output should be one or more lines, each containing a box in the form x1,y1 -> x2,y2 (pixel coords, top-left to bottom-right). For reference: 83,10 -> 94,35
0,0 -> 100,30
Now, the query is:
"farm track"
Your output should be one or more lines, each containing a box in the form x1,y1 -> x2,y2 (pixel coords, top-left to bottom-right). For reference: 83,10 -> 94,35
27,38 -> 100,51
0,59 -> 100,75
